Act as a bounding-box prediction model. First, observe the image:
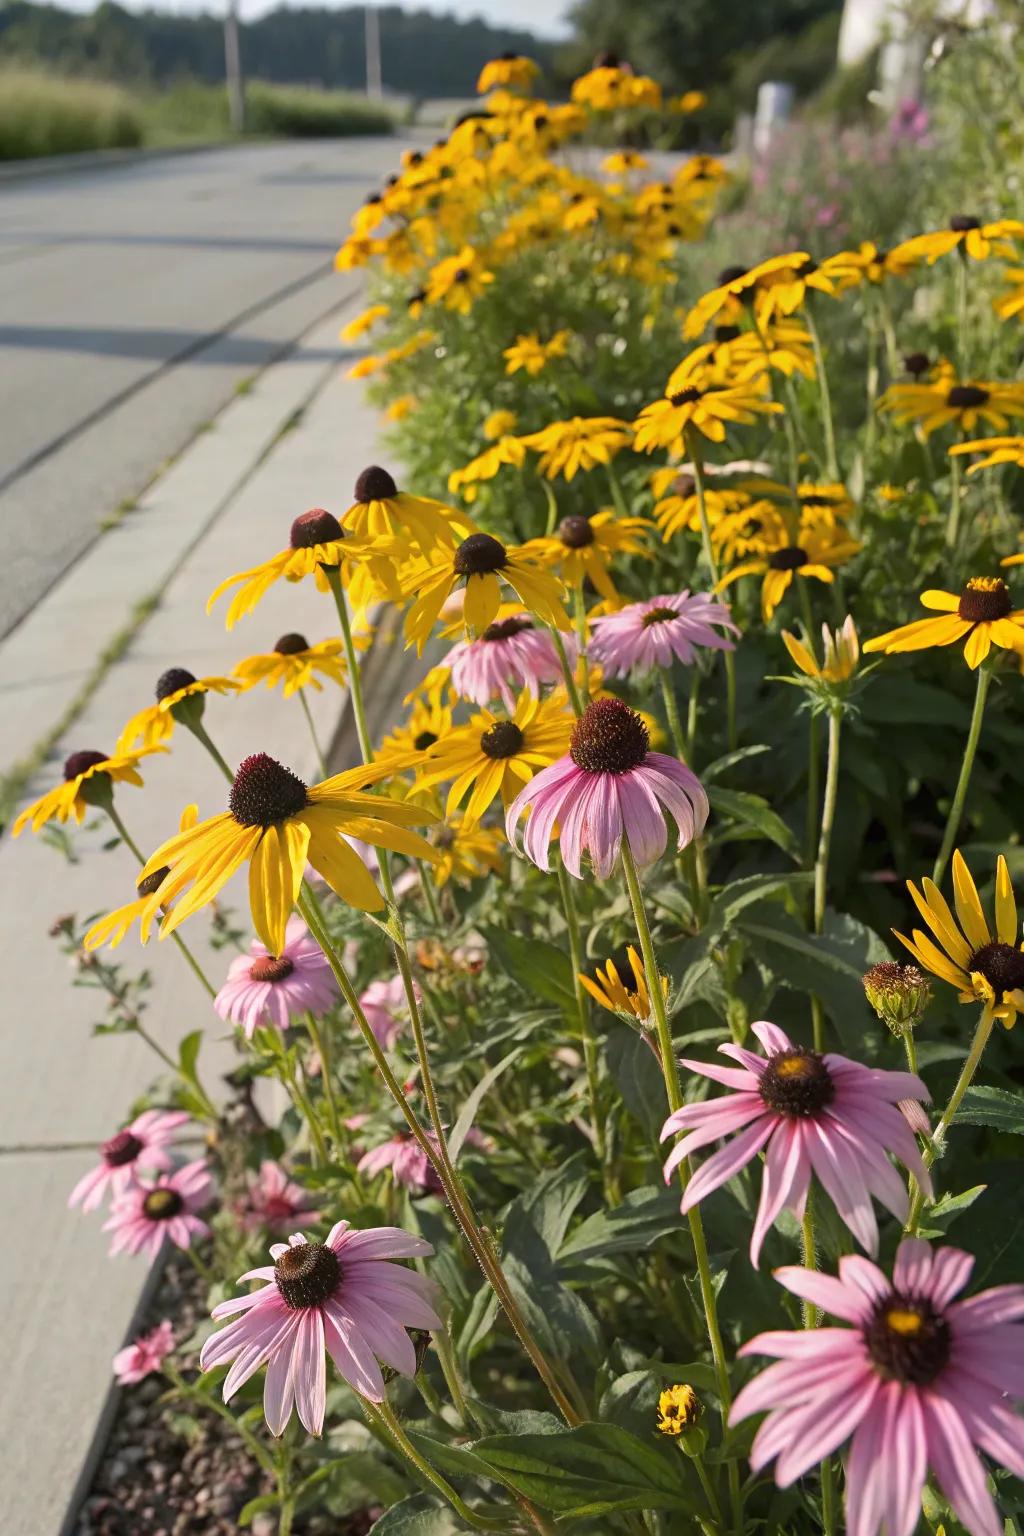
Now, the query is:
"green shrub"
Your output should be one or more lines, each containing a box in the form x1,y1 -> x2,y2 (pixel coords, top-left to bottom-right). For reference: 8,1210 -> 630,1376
0,67 -> 142,158
140,80 -> 230,145
244,81 -> 394,138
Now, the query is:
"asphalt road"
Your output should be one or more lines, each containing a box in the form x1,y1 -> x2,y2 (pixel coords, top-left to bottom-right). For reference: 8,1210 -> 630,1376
0,138 -> 408,638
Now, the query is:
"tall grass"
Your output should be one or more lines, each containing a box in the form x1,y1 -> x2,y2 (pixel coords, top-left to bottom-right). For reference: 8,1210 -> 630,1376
0,71 -> 394,161
0,68 -> 142,159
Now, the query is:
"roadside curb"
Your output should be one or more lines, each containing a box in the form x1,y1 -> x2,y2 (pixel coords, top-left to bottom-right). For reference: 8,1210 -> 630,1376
0,139 -> 226,186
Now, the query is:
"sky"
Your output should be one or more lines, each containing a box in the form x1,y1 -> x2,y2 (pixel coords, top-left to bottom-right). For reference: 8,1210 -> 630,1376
51,0 -> 575,38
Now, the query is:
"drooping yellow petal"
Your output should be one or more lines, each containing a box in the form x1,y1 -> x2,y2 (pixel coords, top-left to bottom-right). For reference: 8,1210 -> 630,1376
781,630 -> 817,677
920,590 -> 960,612
913,878 -> 973,969
339,815 -> 440,862
951,851 -> 990,951
463,571 -> 502,635
902,926 -> 972,989
159,823 -> 262,939
249,820 -> 311,956
300,807 -> 384,911
995,855 -> 1019,945
963,624 -> 992,669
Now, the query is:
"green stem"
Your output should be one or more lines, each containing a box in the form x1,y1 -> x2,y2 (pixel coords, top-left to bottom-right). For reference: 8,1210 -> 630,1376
692,1452 -> 723,1528
620,843 -> 735,1440
369,1399 -> 509,1530
304,1009 -> 342,1147
813,711 -> 842,935
907,1004 -> 995,1232
298,689 -> 329,778
556,855 -> 607,1175
805,305 -> 839,482
185,718 -> 234,782
163,1363 -> 276,1477
686,665 -> 702,761
689,445 -> 737,751
800,1200 -> 819,1328
658,668 -> 688,761
550,624 -> 583,716
821,1455 -> 838,1536
932,665 -> 991,887
877,284 -> 900,377
432,1325 -> 477,1431
324,566 -> 374,764
945,449 -> 963,551
606,459 -> 631,521
955,248 -> 970,376
298,883 -> 580,1425
418,861 -> 445,925
573,576 -> 590,695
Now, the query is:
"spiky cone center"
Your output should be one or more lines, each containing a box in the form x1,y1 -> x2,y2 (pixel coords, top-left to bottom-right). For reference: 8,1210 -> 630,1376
570,697 -> 649,774
669,386 -> 703,407
672,472 -> 697,495
249,954 -> 295,983
865,1295 -> 951,1385
354,465 -> 398,502
155,668 -> 197,702
863,961 -> 931,1033
143,1187 -> 184,1221
64,749 -> 108,781
968,940 -> 1024,999
290,508 -> 344,549
274,632 -> 310,656
275,1241 -> 340,1310
482,616 -> 533,642
453,532 -> 508,577
413,730 -> 439,751
950,214 -> 980,232
641,606 -> 680,628
480,720 -> 525,759
137,865 -> 170,897
717,264 -> 748,285
947,385 -> 989,409
101,1130 -> 143,1167
229,753 -> 308,828
759,1048 -> 835,1117
958,577 -> 1011,622
768,546 -> 809,572
558,514 -> 595,549
903,352 -> 931,377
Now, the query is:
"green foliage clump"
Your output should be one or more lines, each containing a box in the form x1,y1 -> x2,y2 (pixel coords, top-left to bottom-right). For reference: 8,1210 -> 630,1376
0,65 -> 142,158
244,80 -> 394,138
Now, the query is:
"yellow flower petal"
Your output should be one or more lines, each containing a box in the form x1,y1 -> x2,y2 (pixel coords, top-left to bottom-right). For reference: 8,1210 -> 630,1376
951,850 -> 990,951
910,879 -> 973,970
995,856 -> 1018,945
249,820 -> 311,957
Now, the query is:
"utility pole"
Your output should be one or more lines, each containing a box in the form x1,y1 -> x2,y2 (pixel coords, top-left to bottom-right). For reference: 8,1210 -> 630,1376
364,4 -> 383,98
224,0 -> 246,134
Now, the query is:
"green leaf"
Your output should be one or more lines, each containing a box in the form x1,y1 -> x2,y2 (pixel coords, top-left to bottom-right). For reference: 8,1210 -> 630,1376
501,1158 -> 600,1362
448,1048 -> 521,1162
956,1085 -> 1024,1133
369,1496 -> 470,1534
708,872 -> 811,930
468,1422 -> 699,1517
178,1029 -> 202,1082
699,744 -> 771,781
737,909 -> 887,1037
237,1494 -> 278,1526
606,1026 -> 664,1138
918,1184 -> 987,1238
479,927 -> 576,1010
710,787 -> 797,854
558,1187 -> 682,1268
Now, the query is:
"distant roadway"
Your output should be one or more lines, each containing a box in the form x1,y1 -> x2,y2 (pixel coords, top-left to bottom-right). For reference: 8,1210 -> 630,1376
0,139 -> 410,636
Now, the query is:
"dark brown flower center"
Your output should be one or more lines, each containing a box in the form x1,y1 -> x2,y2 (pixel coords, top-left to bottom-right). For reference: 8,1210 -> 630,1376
950,215 -> 980,232
452,267 -> 470,283
947,385 -> 989,409
482,616 -> 533,642
249,954 -> 296,983
800,493 -> 839,508
413,730 -> 439,751
454,532 -> 508,577
713,326 -> 739,344
903,352 -> 931,377
865,1295 -> 951,1385
480,720 -> 524,759
570,697 -> 649,774
64,749 -> 108,781
408,288 -> 427,308
137,866 -> 170,897
768,546 -> 808,571
274,632 -> 309,656
958,578 -> 1011,622
558,515 -> 595,548
143,1187 -> 184,1221
968,941 -> 1024,998
672,474 -> 696,496
290,508 -> 343,549
355,465 -> 398,502
155,668 -> 196,701
641,606 -> 679,627
718,265 -> 748,285
669,386 -> 703,407
229,753 -> 308,828
275,1241 -> 340,1310
102,1130 -> 144,1167
759,1049 -> 834,1117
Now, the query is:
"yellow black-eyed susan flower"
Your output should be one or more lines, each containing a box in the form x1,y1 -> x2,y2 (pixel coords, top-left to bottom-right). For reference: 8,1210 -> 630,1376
580,946 -> 665,1022
477,53 -> 539,94
84,806 -> 199,951
503,330 -> 571,376
413,691 -> 573,826
717,517 -> 861,622
521,508 -> 652,602
233,635 -> 346,699
117,670 -> 241,752
891,216 -> 1024,267
863,577 -> 1024,669
425,246 -> 494,313
428,816 -> 506,887
401,532 -> 571,651
137,752 -> 437,956
342,465 -> 475,555
634,378 -> 780,453
13,745 -> 165,836
895,852 -> 1024,1028
519,416 -> 632,481
879,375 -> 1024,437
950,436 -> 1024,474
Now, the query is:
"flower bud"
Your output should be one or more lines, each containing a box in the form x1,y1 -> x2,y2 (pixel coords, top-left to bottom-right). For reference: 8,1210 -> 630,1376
863,961 -> 932,1035
656,1384 -> 705,1453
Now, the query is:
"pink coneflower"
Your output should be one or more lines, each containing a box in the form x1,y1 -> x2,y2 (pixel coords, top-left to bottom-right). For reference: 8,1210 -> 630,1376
731,1238 -> 1024,1536
241,1160 -> 321,1234
215,916 -> 338,1037
506,696 -> 708,879
661,1020 -> 931,1265
104,1160 -> 213,1258
69,1109 -> 191,1213
113,1319 -> 175,1385
200,1224 -> 441,1433
589,591 -> 738,678
357,1132 -> 443,1195
359,974 -> 419,1049
447,615 -> 575,711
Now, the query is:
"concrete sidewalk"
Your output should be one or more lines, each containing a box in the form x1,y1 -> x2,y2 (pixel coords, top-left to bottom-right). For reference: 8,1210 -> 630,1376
0,298 -> 401,1536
